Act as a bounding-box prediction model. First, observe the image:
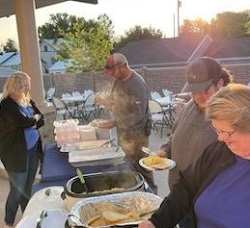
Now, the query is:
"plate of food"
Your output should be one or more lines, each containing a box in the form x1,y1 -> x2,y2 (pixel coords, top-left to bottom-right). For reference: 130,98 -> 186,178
139,156 -> 176,171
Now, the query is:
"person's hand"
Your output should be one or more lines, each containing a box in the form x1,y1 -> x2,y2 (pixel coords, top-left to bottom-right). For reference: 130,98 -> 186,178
155,149 -> 167,157
33,114 -> 41,121
138,220 -> 156,228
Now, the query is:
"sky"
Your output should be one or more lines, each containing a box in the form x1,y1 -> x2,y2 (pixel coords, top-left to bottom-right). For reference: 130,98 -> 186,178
0,0 -> 249,46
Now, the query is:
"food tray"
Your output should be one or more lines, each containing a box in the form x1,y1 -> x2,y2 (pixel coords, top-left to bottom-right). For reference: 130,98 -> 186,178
60,140 -> 112,153
68,191 -> 162,227
68,147 -> 126,166
65,171 -> 145,198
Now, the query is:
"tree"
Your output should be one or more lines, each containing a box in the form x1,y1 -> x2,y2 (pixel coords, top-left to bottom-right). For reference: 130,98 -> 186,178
38,13 -> 83,39
3,39 -> 18,52
179,11 -> 250,39
114,25 -> 164,49
57,14 -> 115,72
179,18 -> 210,36
210,11 -> 250,38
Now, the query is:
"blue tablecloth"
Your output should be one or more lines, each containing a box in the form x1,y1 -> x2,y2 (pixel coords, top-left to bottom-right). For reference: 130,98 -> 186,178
40,144 -> 132,182
34,144 -> 151,194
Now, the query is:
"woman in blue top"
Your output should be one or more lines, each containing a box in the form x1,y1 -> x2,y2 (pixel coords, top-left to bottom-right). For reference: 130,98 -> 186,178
139,83 -> 250,228
0,71 -> 44,228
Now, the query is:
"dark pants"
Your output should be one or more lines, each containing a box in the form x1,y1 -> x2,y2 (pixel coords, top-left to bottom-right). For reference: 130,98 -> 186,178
5,144 -> 39,225
178,216 -> 192,228
118,130 -> 157,194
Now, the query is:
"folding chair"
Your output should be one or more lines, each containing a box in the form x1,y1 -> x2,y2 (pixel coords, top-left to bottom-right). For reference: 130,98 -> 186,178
149,99 -> 169,137
52,97 -> 76,120
79,93 -> 96,123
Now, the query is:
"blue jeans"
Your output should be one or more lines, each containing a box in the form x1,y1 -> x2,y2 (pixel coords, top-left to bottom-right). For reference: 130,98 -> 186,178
5,143 -> 39,225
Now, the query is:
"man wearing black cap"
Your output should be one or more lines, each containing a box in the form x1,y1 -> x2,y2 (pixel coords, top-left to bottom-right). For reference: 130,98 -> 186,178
156,56 -> 233,227
99,53 -> 156,192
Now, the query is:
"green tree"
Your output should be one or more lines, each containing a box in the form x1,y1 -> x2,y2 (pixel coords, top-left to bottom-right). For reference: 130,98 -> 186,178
115,25 -> 164,49
38,13 -> 82,39
3,39 -> 18,52
57,14 -> 115,72
210,11 -> 250,38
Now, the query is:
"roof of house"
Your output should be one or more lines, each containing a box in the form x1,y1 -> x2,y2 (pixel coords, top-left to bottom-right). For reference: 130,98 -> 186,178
49,61 -> 66,73
0,52 -> 16,64
118,35 -> 250,68
40,38 -> 64,51
1,53 -> 21,67
204,36 -> 250,58
118,35 -> 205,67
1,35 -> 250,76
49,59 -> 74,73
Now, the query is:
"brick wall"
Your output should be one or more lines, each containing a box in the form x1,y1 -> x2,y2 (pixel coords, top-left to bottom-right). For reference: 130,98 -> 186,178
43,63 -> 250,97
1,63 -> 249,96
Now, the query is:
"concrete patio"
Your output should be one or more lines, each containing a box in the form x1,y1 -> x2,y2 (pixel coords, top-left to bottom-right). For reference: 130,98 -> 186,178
0,128 -> 170,226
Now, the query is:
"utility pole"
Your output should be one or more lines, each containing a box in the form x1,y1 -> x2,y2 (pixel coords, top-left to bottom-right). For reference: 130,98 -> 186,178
177,0 -> 182,37
173,13 -> 176,37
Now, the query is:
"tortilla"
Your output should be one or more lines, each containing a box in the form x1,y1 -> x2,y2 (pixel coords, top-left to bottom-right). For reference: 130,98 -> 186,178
143,156 -> 169,169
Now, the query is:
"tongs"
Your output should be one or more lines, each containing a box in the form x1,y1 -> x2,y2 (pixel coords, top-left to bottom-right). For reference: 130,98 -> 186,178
36,210 -> 48,228
100,138 -> 115,147
141,147 -> 156,156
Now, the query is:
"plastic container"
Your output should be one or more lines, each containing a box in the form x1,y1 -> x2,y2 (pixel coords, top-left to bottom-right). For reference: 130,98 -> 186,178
78,125 -> 96,141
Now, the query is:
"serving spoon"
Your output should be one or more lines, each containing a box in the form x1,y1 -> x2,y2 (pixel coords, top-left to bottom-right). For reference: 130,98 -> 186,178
76,168 -> 89,193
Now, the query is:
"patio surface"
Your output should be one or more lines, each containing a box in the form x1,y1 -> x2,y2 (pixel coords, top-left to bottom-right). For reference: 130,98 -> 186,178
0,128 -> 170,226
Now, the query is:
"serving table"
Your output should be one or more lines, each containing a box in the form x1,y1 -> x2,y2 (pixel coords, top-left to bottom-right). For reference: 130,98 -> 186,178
19,143 -> 153,227
33,143 -> 141,193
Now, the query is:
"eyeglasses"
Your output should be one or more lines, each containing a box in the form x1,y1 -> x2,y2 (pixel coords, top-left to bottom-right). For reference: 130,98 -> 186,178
105,64 -> 117,70
214,128 -> 237,138
105,63 -> 123,70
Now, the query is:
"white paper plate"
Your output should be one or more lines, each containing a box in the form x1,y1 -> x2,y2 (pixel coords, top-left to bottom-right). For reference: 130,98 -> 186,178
139,157 -> 176,171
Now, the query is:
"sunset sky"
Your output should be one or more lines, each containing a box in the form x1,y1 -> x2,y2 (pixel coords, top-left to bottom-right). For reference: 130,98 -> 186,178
0,0 -> 249,45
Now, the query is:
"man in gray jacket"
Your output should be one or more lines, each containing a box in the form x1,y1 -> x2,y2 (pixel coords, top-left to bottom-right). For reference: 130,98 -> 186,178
157,57 -> 233,227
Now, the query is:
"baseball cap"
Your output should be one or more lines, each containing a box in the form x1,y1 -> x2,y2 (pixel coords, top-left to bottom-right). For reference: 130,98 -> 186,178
103,53 -> 128,75
182,57 -> 223,93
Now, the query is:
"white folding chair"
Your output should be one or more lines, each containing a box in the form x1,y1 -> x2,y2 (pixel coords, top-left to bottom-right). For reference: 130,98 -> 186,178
52,97 -> 76,120
150,91 -> 162,100
84,89 -> 94,98
45,87 -> 55,102
148,99 -> 168,137
72,91 -> 82,97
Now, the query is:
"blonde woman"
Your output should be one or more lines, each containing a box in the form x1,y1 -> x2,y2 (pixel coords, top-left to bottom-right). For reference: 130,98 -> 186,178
139,83 -> 250,227
0,71 -> 44,228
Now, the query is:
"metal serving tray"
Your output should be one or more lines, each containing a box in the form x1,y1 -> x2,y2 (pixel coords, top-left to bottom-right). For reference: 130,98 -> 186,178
68,191 -> 162,227
68,147 -> 126,167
